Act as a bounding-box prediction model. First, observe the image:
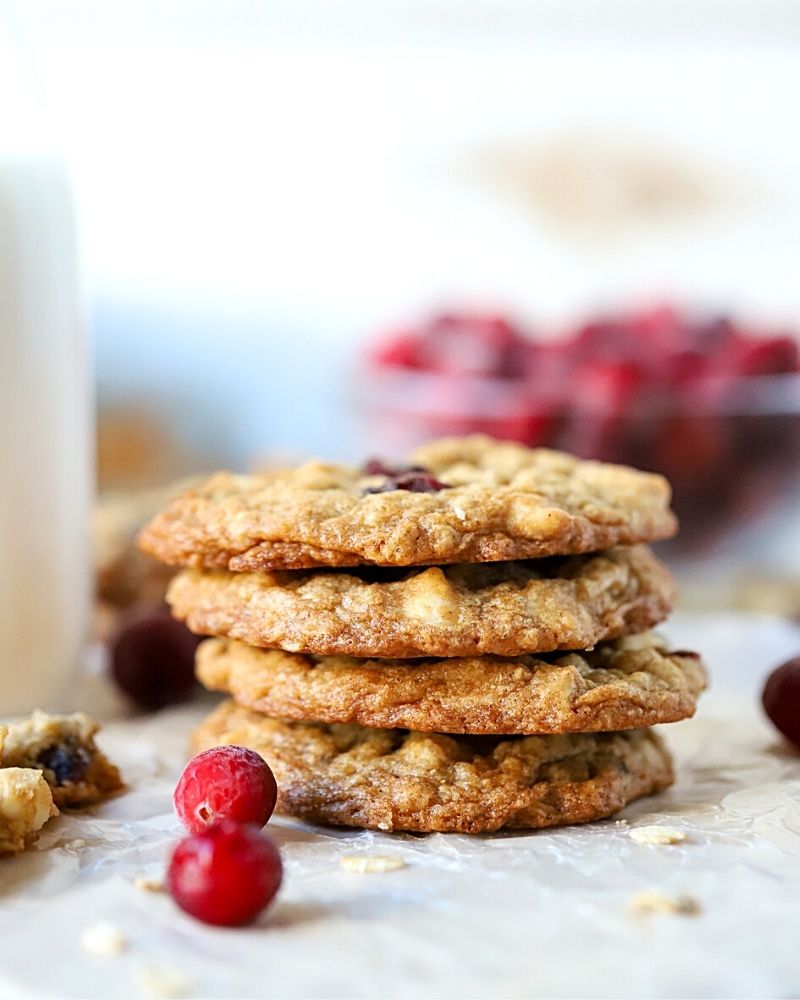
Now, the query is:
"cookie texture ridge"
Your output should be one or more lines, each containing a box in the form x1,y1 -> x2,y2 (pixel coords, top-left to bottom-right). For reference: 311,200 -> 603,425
139,436 -> 678,571
1,711 -> 124,808
196,633 -> 706,735
169,546 -> 675,658
192,701 -> 674,833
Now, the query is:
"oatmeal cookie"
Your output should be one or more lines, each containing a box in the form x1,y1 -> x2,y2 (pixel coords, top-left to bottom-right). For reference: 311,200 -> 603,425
169,546 -> 675,658
192,701 -> 674,833
139,436 -> 677,571
196,633 -> 706,735
2,711 -> 124,808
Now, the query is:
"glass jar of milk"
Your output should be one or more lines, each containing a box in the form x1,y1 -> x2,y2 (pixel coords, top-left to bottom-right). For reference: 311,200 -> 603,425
0,30 -> 91,714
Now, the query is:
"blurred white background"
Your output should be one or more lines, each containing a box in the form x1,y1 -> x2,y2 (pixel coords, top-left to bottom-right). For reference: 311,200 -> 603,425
16,0 -> 800,463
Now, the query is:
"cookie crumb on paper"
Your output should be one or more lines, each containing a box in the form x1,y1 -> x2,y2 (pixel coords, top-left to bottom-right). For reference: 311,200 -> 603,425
136,964 -> 190,999
134,875 -> 164,893
629,891 -> 700,916
340,855 -> 407,874
81,921 -> 127,956
629,826 -> 686,845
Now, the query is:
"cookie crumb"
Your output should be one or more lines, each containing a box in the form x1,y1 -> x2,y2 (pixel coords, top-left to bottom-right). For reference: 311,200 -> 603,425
134,875 -> 164,893
66,838 -> 87,849
339,855 -> 406,874
81,921 -> 127,955
629,825 -> 686,845
136,964 -> 190,999
628,891 -> 700,916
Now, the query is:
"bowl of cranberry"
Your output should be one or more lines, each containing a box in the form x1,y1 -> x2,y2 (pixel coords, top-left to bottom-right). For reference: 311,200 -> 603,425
357,306 -> 800,551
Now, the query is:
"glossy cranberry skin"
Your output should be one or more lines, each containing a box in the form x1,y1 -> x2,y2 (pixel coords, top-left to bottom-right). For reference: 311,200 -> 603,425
167,820 -> 283,926
174,745 -> 278,834
762,657 -> 800,749
111,611 -> 201,711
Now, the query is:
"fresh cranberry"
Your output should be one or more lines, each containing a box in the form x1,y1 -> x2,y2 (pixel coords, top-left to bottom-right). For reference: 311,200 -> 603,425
562,361 -> 644,462
416,312 -> 528,378
572,321 -> 634,363
735,337 -> 800,376
369,332 -> 423,369
666,349 -> 712,387
174,745 -> 278,834
630,304 -> 686,351
694,315 -> 737,354
651,415 -> 730,484
167,819 -> 283,926
111,610 -> 201,711
762,657 -> 800,749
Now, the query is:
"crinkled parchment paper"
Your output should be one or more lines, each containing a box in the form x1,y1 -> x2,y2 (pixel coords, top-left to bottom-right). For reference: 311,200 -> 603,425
1,613 -> 799,999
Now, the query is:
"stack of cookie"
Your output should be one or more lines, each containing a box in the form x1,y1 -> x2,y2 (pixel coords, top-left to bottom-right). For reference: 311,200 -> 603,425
140,436 -> 706,834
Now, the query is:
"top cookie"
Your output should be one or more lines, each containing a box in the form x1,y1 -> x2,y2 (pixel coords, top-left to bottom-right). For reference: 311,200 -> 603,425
139,435 -> 678,571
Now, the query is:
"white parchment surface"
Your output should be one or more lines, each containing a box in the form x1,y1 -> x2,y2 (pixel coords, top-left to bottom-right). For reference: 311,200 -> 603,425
1,612 -> 799,1000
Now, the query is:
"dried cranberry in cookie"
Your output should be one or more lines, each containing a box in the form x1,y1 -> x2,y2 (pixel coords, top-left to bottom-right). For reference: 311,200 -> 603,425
363,468 -> 447,494
0,710 -> 123,808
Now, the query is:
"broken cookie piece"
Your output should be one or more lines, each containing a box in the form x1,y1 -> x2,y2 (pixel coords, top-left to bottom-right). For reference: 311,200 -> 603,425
1,711 -> 124,808
0,767 -> 58,855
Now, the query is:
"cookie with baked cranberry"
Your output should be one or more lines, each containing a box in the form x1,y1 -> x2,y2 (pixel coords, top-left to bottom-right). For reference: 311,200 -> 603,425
139,435 -> 678,571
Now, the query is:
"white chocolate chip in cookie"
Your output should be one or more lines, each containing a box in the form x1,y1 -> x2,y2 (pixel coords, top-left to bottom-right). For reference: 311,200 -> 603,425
0,768 -> 58,855
401,567 -> 459,625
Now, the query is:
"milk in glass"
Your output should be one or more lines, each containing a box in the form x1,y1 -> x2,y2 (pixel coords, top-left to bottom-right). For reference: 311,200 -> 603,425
0,35 -> 91,713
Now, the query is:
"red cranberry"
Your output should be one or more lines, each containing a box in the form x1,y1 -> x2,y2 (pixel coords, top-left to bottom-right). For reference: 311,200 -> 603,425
111,610 -> 201,711
167,819 -> 283,926
369,332 -> 422,369
735,337 -> 800,376
174,745 -> 277,834
762,657 -> 800,749
417,312 -> 528,378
